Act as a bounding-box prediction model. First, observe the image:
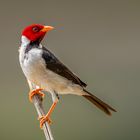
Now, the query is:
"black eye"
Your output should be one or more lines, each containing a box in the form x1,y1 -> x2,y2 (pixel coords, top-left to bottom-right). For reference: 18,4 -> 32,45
32,27 -> 40,32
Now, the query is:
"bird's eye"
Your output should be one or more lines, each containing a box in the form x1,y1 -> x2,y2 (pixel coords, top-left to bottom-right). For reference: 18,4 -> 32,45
32,27 -> 40,32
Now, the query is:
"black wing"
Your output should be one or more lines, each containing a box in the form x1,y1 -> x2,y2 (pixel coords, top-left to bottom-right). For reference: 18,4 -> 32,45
42,47 -> 87,87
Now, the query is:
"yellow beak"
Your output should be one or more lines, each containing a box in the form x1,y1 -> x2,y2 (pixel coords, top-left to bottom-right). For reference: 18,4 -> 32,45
41,26 -> 54,32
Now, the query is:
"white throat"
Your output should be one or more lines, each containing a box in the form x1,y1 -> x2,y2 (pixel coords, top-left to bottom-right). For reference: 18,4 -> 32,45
19,36 -> 30,66
21,36 -> 30,47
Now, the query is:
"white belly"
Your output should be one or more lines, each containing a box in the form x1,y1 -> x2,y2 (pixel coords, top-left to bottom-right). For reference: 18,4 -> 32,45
19,47 -> 83,95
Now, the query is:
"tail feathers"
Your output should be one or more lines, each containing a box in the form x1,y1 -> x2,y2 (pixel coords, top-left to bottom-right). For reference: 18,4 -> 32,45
82,89 -> 116,116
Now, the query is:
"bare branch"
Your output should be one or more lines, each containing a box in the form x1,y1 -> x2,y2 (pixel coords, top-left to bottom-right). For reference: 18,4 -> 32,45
32,94 -> 54,140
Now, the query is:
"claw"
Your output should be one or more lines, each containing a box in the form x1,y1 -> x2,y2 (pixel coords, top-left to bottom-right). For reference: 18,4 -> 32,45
38,115 -> 52,128
29,88 -> 45,102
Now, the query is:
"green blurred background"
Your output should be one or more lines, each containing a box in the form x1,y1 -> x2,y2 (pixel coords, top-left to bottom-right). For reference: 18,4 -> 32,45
0,0 -> 140,139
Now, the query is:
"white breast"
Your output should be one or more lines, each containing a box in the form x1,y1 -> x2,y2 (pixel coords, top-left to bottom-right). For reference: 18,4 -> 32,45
19,36 -> 83,95
19,46 -> 46,84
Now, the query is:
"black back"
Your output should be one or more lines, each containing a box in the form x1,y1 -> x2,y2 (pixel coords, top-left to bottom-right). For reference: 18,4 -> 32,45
42,47 -> 87,87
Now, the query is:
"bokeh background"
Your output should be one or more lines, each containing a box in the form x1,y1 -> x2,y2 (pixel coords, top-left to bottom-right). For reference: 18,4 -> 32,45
0,0 -> 140,140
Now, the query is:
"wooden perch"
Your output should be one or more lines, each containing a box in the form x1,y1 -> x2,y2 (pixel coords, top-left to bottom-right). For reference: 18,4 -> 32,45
32,94 -> 54,140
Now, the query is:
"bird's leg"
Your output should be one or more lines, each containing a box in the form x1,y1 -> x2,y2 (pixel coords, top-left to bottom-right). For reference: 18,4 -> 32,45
39,91 -> 59,128
27,80 -> 45,102
39,100 -> 58,128
29,88 -> 45,102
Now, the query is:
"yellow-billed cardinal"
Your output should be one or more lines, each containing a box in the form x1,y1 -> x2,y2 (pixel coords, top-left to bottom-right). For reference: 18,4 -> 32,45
19,24 -> 116,128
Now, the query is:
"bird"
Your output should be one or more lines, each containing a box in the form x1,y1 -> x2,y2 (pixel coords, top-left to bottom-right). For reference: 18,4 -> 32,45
19,24 -> 116,128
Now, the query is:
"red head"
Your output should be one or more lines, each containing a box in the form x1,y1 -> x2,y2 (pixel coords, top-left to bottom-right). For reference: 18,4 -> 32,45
22,24 -> 54,42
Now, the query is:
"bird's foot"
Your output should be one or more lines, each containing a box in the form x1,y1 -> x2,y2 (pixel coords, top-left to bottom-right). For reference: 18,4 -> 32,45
38,115 -> 52,128
29,88 -> 45,102
38,100 -> 58,128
